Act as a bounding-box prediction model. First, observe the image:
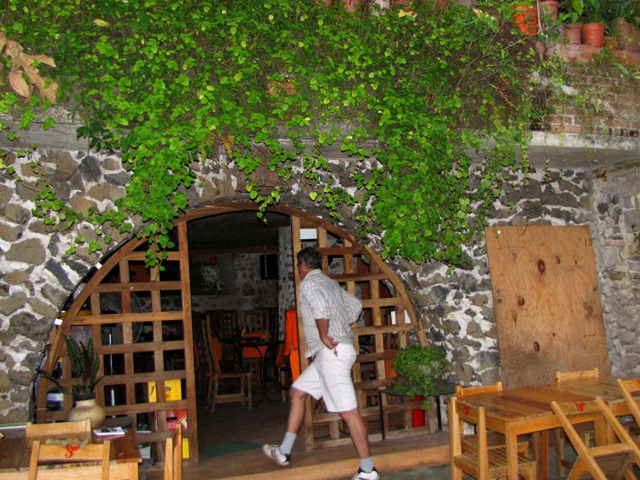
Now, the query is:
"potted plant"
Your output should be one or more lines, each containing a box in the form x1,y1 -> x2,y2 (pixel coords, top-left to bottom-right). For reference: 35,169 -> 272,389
511,1 -> 539,36
559,0 -> 584,44
390,345 -> 449,412
540,0 -> 560,20
39,335 -> 105,428
580,0 -> 607,47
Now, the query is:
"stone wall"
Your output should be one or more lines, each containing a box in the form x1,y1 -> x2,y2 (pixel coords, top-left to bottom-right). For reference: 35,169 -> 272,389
277,226 -> 295,339
191,253 -> 278,314
0,133 -> 639,422
590,167 -> 640,376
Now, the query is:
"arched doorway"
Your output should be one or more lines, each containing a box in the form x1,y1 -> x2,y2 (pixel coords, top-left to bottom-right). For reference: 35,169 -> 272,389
35,202 -> 427,465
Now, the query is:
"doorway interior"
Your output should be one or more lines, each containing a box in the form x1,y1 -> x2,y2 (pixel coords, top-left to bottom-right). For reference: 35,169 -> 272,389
37,204 -> 427,468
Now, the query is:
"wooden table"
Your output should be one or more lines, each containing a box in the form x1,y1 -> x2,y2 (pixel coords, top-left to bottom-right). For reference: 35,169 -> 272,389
456,376 -> 631,480
0,426 -> 141,479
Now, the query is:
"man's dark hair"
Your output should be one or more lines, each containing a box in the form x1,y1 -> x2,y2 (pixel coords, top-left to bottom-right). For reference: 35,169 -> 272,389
297,247 -> 322,270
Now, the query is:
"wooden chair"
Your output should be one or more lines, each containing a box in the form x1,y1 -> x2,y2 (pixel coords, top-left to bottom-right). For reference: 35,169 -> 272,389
456,383 -> 529,456
555,367 -> 599,383
242,309 -> 270,334
206,310 -> 239,363
550,397 -> 640,480
26,419 -> 92,440
26,419 -> 93,450
617,378 -> 640,440
240,309 -> 272,390
554,367 -> 599,476
200,317 -> 252,412
449,397 -> 537,480
164,424 -> 183,480
29,440 -> 111,480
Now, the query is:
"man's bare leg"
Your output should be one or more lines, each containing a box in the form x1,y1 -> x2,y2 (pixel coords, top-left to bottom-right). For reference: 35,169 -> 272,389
339,408 -> 370,459
287,386 -> 308,434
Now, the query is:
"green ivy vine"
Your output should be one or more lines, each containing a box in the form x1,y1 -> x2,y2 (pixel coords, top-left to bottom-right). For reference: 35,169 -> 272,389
0,0 -> 554,267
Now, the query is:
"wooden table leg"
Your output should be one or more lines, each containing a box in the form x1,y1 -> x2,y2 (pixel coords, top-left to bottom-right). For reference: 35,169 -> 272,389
505,425 -> 518,480
532,430 -> 550,480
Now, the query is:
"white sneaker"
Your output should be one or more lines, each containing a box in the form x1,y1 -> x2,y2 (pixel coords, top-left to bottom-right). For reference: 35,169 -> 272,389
262,444 -> 291,466
351,468 -> 380,480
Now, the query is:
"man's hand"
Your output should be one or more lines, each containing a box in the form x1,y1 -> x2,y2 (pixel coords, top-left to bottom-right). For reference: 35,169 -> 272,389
316,318 -> 339,352
321,335 -> 339,350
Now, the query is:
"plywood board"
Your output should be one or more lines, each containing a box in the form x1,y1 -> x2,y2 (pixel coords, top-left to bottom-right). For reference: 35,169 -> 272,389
485,225 -> 610,389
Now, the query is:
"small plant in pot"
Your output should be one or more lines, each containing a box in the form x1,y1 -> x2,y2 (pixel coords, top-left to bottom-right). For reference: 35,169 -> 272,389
579,0 -> 608,47
559,0 -> 584,44
39,335 -> 105,427
390,344 -> 449,409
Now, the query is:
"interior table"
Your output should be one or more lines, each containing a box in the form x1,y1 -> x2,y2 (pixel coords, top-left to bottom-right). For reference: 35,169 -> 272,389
453,376 -> 633,480
220,335 -> 283,402
0,424 -> 141,479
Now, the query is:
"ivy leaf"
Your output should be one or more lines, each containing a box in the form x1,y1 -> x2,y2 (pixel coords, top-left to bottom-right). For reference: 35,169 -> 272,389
92,19 -> 111,27
472,8 -> 498,33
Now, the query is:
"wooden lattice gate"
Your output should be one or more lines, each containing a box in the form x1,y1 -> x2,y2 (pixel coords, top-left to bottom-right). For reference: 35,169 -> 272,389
36,202 -> 428,461
289,212 -> 427,449
36,222 -> 199,463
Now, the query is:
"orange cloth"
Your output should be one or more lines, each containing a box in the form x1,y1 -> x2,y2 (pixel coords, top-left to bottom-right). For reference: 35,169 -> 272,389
241,332 -> 269,359
210,337 -> 223,361
285,309 -> 301,381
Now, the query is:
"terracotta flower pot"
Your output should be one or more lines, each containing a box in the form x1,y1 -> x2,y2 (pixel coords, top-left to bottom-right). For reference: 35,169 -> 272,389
511,4 -> 539,36
564,23 -> 581,44
539,0 -> 559,20
581,22 -> 605,48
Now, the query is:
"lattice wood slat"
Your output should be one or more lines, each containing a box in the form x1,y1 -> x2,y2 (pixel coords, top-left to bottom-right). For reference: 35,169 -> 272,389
291,219 -> 426,450
36,227 -> 199,464
36,202 -> 425,461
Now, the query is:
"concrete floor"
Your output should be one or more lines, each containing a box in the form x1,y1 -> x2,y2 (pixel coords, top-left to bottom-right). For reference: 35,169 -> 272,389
380,464 -> 450,479
142,392 -> 573,480
141,393 -> 450,479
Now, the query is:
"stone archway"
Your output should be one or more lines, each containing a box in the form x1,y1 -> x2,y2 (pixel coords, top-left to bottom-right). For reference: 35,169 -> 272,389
36,201 -> 428,464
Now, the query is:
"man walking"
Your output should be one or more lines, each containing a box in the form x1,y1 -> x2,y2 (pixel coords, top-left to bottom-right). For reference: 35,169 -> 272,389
263,247 -> 380,480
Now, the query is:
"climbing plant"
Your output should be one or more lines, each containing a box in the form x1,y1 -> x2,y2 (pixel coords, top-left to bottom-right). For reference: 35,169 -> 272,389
0,0 -> 553,266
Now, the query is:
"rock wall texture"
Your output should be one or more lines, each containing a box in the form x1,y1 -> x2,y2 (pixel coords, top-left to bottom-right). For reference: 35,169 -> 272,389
0,140 -> 638,423
190,252 -> 278,314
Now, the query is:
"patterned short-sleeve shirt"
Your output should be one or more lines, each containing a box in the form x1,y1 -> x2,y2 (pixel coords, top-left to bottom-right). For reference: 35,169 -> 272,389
299,269 -> 362,358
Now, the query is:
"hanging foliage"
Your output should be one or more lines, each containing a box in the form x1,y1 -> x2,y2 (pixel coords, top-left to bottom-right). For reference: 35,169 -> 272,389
0,0 -> 551,266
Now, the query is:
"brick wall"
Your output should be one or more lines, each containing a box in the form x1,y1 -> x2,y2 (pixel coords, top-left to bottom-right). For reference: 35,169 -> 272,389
542,44 -> 640,137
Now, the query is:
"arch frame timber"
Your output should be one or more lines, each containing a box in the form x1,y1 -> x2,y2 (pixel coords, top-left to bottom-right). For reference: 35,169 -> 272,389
36,202 -> 428,461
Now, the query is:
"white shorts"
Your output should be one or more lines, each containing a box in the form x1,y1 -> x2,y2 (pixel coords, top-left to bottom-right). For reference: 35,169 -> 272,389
292,343 -> 357,413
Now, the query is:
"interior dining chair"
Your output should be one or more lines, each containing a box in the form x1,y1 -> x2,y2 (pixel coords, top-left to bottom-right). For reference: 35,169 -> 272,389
617,378 -> 640,440
449,397 -> 537,480
200,317 -> 252,412
550,397 -> 640,480
456,382 -> 529,457
26,419 -> 92,438
164,423 -> 183,480
553,367 -> 600,477
240,309 -> 271,389
28,439 -> 111,480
